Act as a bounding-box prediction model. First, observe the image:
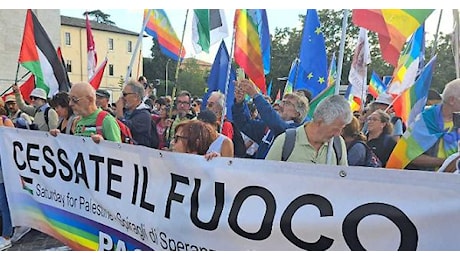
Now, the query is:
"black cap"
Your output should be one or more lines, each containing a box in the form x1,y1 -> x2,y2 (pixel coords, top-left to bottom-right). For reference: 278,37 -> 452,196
96,89 -> 110,99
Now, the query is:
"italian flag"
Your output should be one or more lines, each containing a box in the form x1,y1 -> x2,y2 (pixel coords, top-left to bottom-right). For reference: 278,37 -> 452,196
18,9 -> 70,97
192,9 -> 229,54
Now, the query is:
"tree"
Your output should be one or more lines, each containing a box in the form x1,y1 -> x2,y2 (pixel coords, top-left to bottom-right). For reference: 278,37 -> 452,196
425,32 -> 457,93
84,10 -> 115,25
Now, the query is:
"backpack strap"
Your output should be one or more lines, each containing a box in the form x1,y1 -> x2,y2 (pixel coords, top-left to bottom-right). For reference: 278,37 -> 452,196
332,136 -> 342,164
44,106 -> 51,127
282,128 -> 297,161
95,110 -> 108,136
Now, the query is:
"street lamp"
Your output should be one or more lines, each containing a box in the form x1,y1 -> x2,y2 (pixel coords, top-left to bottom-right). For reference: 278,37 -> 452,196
165,59 -> 170,96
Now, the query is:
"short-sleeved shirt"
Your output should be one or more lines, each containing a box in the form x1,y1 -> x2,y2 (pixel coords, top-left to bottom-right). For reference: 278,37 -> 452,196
74,108 -> 121,142
265,124 -> 348,165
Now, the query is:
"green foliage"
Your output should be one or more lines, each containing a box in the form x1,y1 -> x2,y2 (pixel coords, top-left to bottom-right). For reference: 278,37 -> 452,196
177,59 -> 208,97
84,10 -> 115,25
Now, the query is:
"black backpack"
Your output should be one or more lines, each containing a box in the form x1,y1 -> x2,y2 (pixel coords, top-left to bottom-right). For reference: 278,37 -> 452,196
348,140 -> 382,168
281,128 -> 343,164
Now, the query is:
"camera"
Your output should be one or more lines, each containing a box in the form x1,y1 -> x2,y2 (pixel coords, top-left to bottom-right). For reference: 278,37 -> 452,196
453,112 -> 460,128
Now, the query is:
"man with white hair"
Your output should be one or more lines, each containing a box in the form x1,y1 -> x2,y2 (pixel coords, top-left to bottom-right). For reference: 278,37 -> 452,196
387,78 -> 460,171
266,95 -> 352,165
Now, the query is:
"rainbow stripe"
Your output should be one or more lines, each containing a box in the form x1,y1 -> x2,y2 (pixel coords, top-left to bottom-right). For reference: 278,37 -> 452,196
368,71 -> 387,98
387,24 -> 424,95
386,103 -> 458,169
352,9 -> 433,66
12,192 -> 152,251
392,56 -> 436,126
234,9 -> 266,93
144,9 -> 185,61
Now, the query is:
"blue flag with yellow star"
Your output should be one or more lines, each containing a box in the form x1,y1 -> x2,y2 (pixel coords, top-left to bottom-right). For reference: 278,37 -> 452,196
295,9 -> 327,98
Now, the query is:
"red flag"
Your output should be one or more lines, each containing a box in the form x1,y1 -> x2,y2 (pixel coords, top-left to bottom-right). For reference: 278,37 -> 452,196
89,57 -> 107,90
86,13 -> 97,79
2,75 -> 35,103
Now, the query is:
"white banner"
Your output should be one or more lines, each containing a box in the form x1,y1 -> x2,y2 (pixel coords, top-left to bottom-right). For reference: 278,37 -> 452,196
1,127 -> 460,251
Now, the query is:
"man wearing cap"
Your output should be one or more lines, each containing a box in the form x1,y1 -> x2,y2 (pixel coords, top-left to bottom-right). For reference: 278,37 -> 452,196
95,89 -> 115,116
11,84 -> 58,131
4,94 -> 33,128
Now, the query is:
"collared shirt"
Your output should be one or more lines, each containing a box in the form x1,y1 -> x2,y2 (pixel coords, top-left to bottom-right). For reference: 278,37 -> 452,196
265,124 -> 348,165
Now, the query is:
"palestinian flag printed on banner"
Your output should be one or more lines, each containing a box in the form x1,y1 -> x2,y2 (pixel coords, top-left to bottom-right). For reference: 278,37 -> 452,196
18,9 -> 70,97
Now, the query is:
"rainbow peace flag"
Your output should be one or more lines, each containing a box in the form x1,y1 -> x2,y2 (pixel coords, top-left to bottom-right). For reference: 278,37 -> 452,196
387,24 -> 425,95
352,9 -> 433,66
368,71 -> 387,98
143,9 -> 185,61
392,56 -> 436,127
386,103 -> 458,169
234,9 -> 266,93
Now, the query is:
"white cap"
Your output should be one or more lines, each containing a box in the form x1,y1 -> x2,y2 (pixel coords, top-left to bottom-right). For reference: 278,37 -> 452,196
374,92 -> 393,106
30,88 -> 47,100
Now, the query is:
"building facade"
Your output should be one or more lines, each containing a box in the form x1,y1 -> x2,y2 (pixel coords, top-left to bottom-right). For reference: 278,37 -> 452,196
0,9 -> 142,103
60,14 -> 142,102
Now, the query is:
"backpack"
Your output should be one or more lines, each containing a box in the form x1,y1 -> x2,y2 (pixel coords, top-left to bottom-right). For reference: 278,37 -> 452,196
281,128 -> 343,164
96,110 -> 134,144
348,140 -> 382,168
225,119 -> 247,158
15,107 -> 50,130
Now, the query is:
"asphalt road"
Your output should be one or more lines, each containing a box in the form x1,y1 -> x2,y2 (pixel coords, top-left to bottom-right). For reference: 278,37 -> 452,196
6,229 -> 70,251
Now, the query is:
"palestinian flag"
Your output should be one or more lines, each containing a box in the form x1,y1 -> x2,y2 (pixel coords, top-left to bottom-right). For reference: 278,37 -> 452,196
192,9 -> 229,54
18,9 -> 70,98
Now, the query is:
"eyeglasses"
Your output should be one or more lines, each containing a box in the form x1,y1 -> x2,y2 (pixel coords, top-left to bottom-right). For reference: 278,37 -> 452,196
30,96 -> 39,101
69,96 -> 82,103
173,135 -> 187,143
122,92 -> 136,97
177,101 -> 190,106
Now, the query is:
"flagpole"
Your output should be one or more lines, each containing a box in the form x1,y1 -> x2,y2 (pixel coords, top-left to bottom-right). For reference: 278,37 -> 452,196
125,9 -> 152,84
1,70 -> 31,97
14,62 -> 20,84
221,16 -> 237,130
431,9 -> 443,59
171,9 -> 189,103
327,9 -> 349,165
454,9 -> 460,78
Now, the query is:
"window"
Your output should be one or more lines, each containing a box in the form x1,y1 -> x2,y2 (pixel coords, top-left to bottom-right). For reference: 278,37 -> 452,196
108,38 -> 114,50
66,60 -> 72,73
65,32 -> 71,45
127,40 -> 132,53
109,64 -> 114,76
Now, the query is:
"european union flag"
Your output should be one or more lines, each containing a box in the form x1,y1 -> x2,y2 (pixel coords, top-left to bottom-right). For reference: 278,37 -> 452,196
296,9 -> 327,99
202,40 -> 236,120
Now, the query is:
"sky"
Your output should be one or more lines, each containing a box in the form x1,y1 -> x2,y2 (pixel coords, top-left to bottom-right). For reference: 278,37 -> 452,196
59,8 -> 455,64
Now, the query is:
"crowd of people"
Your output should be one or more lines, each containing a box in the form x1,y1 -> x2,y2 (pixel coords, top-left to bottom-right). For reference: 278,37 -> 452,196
1,75 -> 460,250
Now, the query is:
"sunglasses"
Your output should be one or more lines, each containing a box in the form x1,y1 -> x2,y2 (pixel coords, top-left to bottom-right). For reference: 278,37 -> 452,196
122,92 -> 136,97
69,96 -> 82,103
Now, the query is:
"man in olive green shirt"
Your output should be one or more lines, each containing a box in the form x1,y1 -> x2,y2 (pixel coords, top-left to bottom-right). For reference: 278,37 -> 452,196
266,95 -> 352,165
